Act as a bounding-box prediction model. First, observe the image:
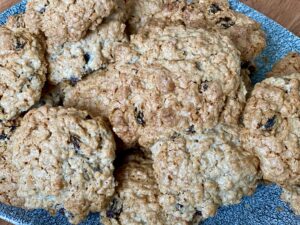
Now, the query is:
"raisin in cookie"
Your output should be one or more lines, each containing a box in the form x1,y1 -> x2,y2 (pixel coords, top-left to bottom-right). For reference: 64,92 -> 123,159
24,0 -> 115,46
101,151 -> 192,225
0,27 -> 47,121
266,52 -> 300,78
151,123 -> 261,222
47,19 -> 127,84
9,106 -> 116,224
65,23 -> 244,148
242,74 -> 300,206
151,0 -> 266,61
0,119 -> 24,207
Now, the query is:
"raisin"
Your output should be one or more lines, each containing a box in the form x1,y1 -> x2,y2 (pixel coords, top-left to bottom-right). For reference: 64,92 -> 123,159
83,53 -> 91,64
195,210 -> 202,216
262,116 -> 276,130
176,203 -> 184,212
106,198 -> 123,219
186,125 -> 196,134
85,115 -> 92,120
209,3 -> 222,14
134,108 -> 145,126
10,125 -> 17,132
217,17 -> 235,29
171,132 -> 180,141
0,133 -> 7,140
39,7 -> 46,13
69,77 -> 79,86
199,81 -> 208,93
69,134 -> 81,153
14,37 -> 26,51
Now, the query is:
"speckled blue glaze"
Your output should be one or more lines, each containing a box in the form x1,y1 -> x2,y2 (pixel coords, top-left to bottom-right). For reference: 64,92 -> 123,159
0,1 -> 300,225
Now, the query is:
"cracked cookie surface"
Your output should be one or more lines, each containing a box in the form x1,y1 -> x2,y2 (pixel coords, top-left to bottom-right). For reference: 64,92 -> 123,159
24,0 -> 115,46
0,119 -> 24,207
126,0 -> 265,61
242,74 -> 300,205
151,123 -> 261,222
0,26 -> 46,121
65,23 -> 244,148
8,106 -> 116,224
47,19 -> 127,84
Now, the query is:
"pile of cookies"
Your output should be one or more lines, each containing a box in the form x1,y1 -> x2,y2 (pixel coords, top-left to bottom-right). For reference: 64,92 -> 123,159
0,0 -> 299,224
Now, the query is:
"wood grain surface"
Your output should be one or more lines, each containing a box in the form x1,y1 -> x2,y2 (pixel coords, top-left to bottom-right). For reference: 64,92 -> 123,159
241,0 -> 300,36
0,0 -> 20,13
0,0 -> 299,225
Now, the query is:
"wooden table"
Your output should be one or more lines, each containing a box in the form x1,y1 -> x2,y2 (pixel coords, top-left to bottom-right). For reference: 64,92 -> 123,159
0,0 -> 299,225
241,0 -> 300,36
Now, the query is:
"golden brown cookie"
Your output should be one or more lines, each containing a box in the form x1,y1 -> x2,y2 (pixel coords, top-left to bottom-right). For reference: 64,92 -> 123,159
151,123 -> 261,222
266,52 -> 300,78
242,73 -> 300,215
65,24 -> 244,148
0,119 -> 24,207
24,0 -> 115,46
0,26 -> 46,121
9,106 -> 116,224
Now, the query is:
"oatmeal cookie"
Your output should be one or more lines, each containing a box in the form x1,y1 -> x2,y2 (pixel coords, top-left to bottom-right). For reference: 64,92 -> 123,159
101,151 -> 192,225
0,119 -> 24,207
281,187 -> 300,215
5,14 -> 27,31
151,123 -> 261,222
242,73 -> 300,191
0,27 -> 47,121
9,106 -> 116,224
125,0 -> 165,33
107,0 -> 127,23
65,24 -> 243,148
24,0 -> 115,46
47,19 -> 127,84
150,0 -> 266,61
266,52 -> 300,78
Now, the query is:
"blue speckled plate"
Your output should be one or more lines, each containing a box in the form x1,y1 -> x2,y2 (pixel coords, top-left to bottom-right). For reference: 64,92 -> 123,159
0,0 -> 300,224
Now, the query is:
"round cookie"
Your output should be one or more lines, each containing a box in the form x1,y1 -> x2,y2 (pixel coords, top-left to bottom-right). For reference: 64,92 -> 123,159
0,26 -> 47,121
150,123 -> 261,222
0,119 -> 24,207
47,19 -> 127,84
9,106 -> 116,224
65,23 -> 244,148
101,151 -> 192,225
150,0 -> 266,61
242,74 -> 300,191
266,52 -> 300,78
24,0 -> 115,46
